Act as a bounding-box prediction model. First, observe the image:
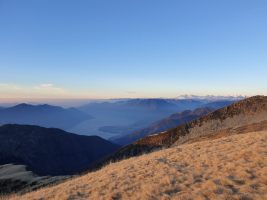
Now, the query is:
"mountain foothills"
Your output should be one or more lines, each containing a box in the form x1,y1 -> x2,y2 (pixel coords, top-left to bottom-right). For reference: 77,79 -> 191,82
6,96 -> 267,200
0,104 -> 91,130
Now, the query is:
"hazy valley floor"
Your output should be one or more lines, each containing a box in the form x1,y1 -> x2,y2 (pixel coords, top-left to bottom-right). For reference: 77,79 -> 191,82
7,130 -> 267,200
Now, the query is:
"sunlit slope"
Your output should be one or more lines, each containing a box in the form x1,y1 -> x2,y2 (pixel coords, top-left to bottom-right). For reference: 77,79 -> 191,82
11,130 -> 267,200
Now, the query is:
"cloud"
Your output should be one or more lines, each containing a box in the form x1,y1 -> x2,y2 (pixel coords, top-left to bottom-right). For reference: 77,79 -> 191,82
34,83 -> 67,94
0,83 -> 21,90
39,83 -> 54,88
0,83 -> 70,98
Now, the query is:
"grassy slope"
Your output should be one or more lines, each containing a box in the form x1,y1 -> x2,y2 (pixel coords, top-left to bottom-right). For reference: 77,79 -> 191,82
9,130 -> 267,200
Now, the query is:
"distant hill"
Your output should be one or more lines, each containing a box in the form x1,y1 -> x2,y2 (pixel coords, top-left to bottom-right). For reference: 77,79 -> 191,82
113,107 -> 214,145
0,124 -> 120,176
101,96 -> 267,164
0,104 -> 92,130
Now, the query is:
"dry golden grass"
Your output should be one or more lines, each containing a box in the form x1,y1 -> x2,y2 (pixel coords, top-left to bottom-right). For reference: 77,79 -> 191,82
8,130 -> 267,200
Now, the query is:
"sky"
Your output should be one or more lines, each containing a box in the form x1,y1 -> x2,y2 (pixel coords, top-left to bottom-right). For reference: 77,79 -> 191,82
0,0 -> 267,101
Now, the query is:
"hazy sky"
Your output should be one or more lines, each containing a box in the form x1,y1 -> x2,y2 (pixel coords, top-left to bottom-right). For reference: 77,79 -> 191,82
0,0 -> 266,100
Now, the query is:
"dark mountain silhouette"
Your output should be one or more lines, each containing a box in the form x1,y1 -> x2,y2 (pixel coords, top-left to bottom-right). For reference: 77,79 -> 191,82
0,104 -> 92,130
0,124 -> 120,176
97,96 -> 267,166
113,107 -> 214,145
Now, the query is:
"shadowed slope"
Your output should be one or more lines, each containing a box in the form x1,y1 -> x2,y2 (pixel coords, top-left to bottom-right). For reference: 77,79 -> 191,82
0,125 -> 120,176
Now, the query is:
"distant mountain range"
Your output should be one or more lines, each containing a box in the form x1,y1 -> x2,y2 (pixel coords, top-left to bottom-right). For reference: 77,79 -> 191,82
0,124 -> 120,176
0,104 -> 92,130
113,107 -> 214,145
76,98 -> 235,138
0,99 -> 237,139
0,98 -> 237,139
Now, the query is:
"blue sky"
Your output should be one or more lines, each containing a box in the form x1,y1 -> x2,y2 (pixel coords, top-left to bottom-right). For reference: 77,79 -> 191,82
0,0 -> 266,100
